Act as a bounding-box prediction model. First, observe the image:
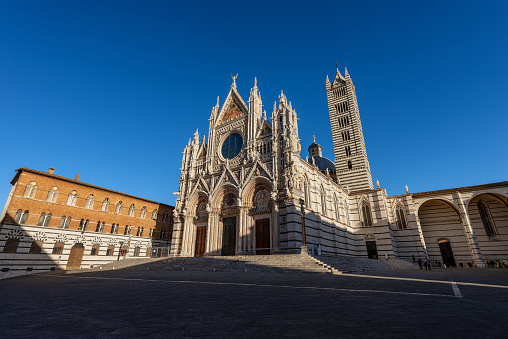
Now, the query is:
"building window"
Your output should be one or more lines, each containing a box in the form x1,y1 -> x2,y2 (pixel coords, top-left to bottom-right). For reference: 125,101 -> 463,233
115,201 -> 123,214
3,238 -> 20,253
140,207 -> 147,219
14,209 -> 29,224
320,188 -> 326,216
124,226 -> 130,235
152,209 -> 158,220
149,229 -> 153,238
90,244 -> 100,256
78,219 -> 89,231
395,206 -> 408,229
303,178 -> 310,208
66,191 -> 78,206
348,160 -> 353,170
162,212 -> 168,223
85,195 -> 95,209
106,245 -> 115,256
52,242 -> 64,254
361,202 -> 373,227
128,204 -> 135,217
23,182 -> 38,199
133,247 -> 140,257
102,198 -> 110,212
334,195 -> 340,221
46,187 -> 58,203
160,230 -> 165,240
59,216 -> 71,229
37,213 -> 52,227
110,224 -> 118,234
29,240 -> 43,254
477,200 -> 498,238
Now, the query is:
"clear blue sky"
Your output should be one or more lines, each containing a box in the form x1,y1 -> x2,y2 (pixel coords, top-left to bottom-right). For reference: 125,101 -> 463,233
1,1 -> 506,205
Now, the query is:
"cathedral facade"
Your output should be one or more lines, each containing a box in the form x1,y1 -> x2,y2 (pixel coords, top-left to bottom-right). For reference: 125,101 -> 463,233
171,70 -> 508,268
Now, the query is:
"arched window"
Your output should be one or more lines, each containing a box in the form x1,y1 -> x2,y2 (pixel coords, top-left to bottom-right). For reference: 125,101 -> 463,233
14,209 -> 22,223
395,205 -> 407,229
141,227 -> 144,237
136,227 -> 141,236
152,209 -> 158,220
3,238 -> 20,253
304,177 -> 310,208
110,223 -> 116,234
343,198 -> 350,226
140,207 -> 147,219
46,187 -> 58,203
361,202 -> 373,227
95,221 -> 102,232
334,195 -> 340,221
477,200 -> 498,238
320,187 -> 326,216
162,212 -> 168,223
78,219 -> 89,231
85,195 -> 94,209
29,240 -> 43,254
52,242 -> 64,254
38,213 -> 51,227
124,226 -> 130,235
19,210 -> 29,225
348,160 -> 352,170
102,198 -> 110,212
160,230 -> 165,239
23,182 -> 37,199
64,216 -> 71,229
128,204 -> 135,217
115,201 -> 123,214
149,229 -> 153,238
59,216 -> 66,228
67,191 -> 77,206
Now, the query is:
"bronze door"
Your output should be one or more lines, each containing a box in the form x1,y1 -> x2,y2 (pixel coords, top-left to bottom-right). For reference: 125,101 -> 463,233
66,243 -> 85,269
195,226 -> 207,257
256,218 -> 271,255
222,217 -> 236,256
439,241 -> 456,267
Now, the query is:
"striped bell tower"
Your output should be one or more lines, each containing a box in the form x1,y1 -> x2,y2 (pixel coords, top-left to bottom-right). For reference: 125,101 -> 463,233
326,67 -> 373,191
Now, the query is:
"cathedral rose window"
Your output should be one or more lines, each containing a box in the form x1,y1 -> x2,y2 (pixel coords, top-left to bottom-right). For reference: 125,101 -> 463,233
221,133 -> 243,159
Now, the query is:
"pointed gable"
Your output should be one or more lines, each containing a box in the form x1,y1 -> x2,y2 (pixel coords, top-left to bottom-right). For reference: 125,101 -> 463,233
218,87 -> 249,124
258,119 -> 272,137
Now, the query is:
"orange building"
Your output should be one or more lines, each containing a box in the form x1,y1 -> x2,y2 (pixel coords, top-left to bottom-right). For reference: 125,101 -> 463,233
0,167 -> 173,278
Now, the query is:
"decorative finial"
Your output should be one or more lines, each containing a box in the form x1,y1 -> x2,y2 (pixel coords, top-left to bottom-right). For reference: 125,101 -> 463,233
336,60 -> 338,71
263,110 -> 267,120
405,185 -> 409,194
376,179 -> 380,189
231,73 -> 238,87
312,133 -> 316,143
216,96 -> 219,106
254,77 -> 257,87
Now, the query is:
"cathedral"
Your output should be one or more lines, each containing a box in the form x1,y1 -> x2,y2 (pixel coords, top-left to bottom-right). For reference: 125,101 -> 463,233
172,68 -> 508,268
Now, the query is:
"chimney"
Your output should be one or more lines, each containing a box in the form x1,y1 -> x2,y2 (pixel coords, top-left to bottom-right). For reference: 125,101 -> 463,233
74,174 -> 80,181
48,168 -> 55,175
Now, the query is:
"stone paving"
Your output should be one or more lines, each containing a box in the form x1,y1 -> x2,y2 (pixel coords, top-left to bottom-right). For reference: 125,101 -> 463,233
0,262 -> 506,338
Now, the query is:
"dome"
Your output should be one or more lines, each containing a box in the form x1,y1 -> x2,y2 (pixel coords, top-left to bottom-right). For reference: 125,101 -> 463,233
309,156 -> 336,171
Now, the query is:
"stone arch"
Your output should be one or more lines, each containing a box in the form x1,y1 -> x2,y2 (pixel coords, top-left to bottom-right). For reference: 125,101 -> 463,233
417,199 -> 471,266
392,201 -> 408,229
467,193 -> 508,261
243,176 -> 273,207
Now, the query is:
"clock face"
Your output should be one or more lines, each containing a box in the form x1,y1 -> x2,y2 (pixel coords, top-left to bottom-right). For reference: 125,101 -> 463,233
221,133 -> 243,159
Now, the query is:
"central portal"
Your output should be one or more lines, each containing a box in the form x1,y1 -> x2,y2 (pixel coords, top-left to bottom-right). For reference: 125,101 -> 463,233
222,217 -> 236,256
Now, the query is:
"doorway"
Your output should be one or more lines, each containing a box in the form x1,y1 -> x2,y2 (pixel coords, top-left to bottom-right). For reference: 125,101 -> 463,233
222,217 -> 236,256
66,243 -> 85,269
255,218 -> 270,255
195,226 -> 207,257
366,241 -> 378,259
439,240 -> 456,267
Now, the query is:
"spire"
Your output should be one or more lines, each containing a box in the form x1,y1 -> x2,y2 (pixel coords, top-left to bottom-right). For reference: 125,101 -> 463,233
345,67 -> 349,77
313,133 -> 316,143
263,110 -> 267,120
216,96 -> 220,107
254,77 -> 257,88
326,74 -> 330,84
202,135 -> 206,144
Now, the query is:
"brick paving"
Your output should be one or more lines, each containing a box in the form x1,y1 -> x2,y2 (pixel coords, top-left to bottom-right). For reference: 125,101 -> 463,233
0,263 -> 506,338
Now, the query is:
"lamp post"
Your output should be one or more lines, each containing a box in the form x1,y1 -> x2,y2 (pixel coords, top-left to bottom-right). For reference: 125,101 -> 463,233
299,198 -> 308,255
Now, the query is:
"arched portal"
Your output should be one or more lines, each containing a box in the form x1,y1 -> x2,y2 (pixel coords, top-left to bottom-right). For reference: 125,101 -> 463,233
418,199 -> 471,266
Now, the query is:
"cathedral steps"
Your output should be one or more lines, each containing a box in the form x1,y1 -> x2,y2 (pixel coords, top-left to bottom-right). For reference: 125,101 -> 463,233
90,254 -> 419,274
311,255 -> 419,273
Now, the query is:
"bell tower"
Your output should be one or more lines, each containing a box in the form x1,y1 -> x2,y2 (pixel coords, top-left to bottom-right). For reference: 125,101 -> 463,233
326,67 -> 373,191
